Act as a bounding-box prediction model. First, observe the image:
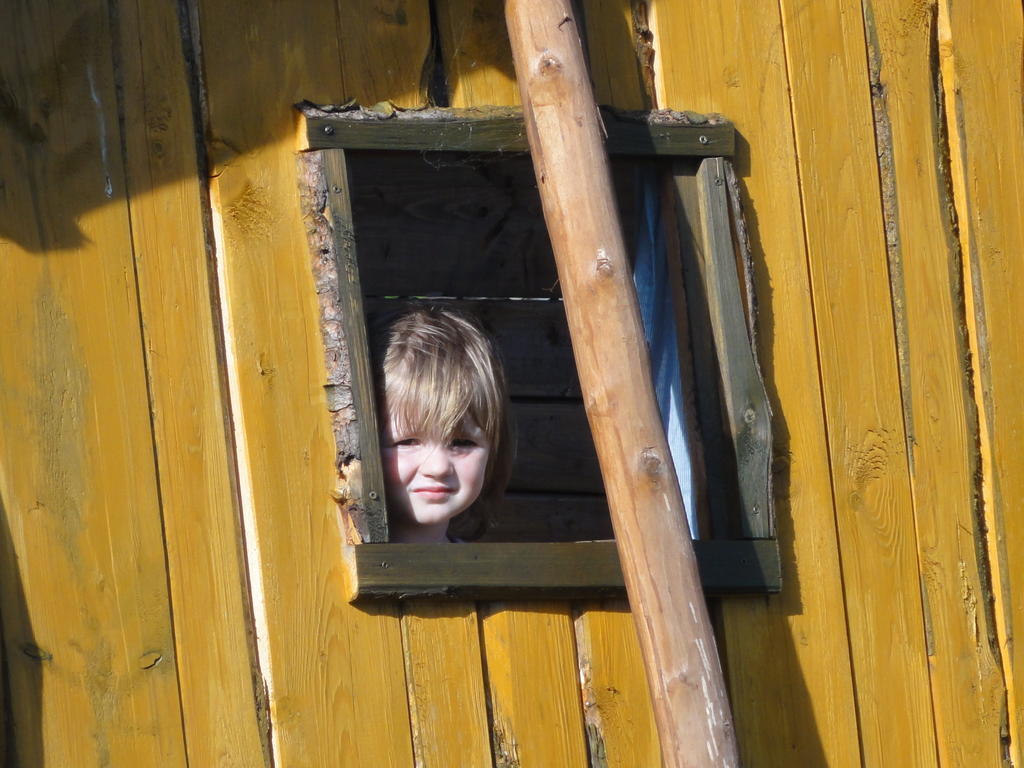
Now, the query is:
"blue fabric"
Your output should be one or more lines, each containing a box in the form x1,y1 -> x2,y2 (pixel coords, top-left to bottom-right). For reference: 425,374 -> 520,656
632,169 -> 698,537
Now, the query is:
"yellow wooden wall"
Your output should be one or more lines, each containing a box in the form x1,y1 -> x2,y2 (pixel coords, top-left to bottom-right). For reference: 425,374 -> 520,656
0,0 -> 1020,766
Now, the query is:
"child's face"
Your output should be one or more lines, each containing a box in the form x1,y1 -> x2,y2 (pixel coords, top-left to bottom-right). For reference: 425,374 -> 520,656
381,414 -> 491,542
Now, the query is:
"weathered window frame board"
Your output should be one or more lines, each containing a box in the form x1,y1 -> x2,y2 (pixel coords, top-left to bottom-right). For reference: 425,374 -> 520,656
299,105 -> 780,600
343,540 -> 779,600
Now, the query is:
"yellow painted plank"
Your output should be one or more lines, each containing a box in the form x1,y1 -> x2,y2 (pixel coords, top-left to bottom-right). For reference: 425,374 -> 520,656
574,601 -> 660,767
0,2 -> 187,766
937,1 -> 1024,762
481,603 -> 589,766
434,0 -> 520,107
863,1 -> 1007,764
401,602 -> 492,767
336,0 -> 432,108
773,0 -> 938,763
114,0 -> 268,765
581,0 -> 651,109
649,4 -> 862,765
195,0 -> 427,763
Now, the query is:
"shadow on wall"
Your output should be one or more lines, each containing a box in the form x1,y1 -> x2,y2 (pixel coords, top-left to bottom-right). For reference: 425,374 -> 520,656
0,494 -> 43,767
694,126 -> 833,765
2,0 -> 599,254
2,2 -> 434,253
1,9 -> 127,252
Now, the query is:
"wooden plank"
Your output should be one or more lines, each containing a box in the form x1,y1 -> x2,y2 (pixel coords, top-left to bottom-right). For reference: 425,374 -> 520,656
694,159 -> 773,538
306,107 -> 527,152
195,0 -> 420,763
937,1 -> 1024,761
483,493 -> 613,543
434,0 -> 521,107
366,298 -> 583,398
508,402 -> 602,494
349,151 -> 639,299
349,150 -> 559,298
304,106 -> 735,156
400,602 -> 493,767
574,601 -> 661,767
335,0 -> 431,108
772,0 -> 938,763
662,170 -> 714,539
672,161 -> 744,538
580,0 -> 652,109
863,1 -> 1008,764
650,2 -> 863,765
0,2 -> 188,765
317,150 -> 388,541
347,542 -> 781,600
480,603 -> 591,766
114,0 -> 268,763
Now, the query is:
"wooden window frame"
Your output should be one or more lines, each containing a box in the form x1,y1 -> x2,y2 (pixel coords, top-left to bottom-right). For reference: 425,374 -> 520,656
298,105 -> 780,600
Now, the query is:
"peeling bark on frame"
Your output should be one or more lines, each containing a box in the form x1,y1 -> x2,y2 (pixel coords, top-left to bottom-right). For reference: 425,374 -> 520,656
297,150 -> 387,543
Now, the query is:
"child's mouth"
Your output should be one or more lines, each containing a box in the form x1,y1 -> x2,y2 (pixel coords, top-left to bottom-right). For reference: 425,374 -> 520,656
413,487 -> 453,498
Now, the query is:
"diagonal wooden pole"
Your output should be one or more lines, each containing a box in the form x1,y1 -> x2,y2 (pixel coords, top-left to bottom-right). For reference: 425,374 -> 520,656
504,2 -> 740,765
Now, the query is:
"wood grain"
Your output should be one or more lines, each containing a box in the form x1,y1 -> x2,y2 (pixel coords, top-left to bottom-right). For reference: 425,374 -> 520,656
580,0 -> 651,109
864,1 -> 1007,763
114,0 -> 268,763
650,2 -> 863,765
508,402 -> 602,494
346,541 -> 782,599
435,0 -> 520,107
507,1 -> 739,764
480,604 -> 590,766
195,0 -> 420,762
672,159 -> 743,538
336,0 -> 432,108
348,150 -> 640,299
937,0 -> 1024,761
694,159 -> 773,537
350,150 -> 559,298
574,601 -> 661,767
0,2 -> 187,765
774,0 -> 938,763
305,108 -> 736,156
483,493 -> 613,542
401,602 -> 492,767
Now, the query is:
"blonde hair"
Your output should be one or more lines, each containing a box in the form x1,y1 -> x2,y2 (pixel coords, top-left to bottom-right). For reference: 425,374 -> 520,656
370,306 -> 513,538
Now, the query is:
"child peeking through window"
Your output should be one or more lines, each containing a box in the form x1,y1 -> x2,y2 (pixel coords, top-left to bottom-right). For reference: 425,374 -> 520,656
370,307 -> 513,543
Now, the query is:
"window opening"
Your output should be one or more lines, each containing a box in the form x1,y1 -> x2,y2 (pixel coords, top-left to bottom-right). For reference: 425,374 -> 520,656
298,104 -> 778,599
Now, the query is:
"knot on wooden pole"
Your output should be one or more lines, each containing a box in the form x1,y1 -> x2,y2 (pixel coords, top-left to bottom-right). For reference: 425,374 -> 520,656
640,447 -> 666,478
537,53 -> 563,78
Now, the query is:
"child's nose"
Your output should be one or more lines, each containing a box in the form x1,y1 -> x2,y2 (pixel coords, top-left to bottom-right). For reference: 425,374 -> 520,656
420,443 -> 453,477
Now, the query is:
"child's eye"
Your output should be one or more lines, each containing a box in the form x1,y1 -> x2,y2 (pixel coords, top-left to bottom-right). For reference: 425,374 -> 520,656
450,438 -> 478,449
393,438 -> 421,448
